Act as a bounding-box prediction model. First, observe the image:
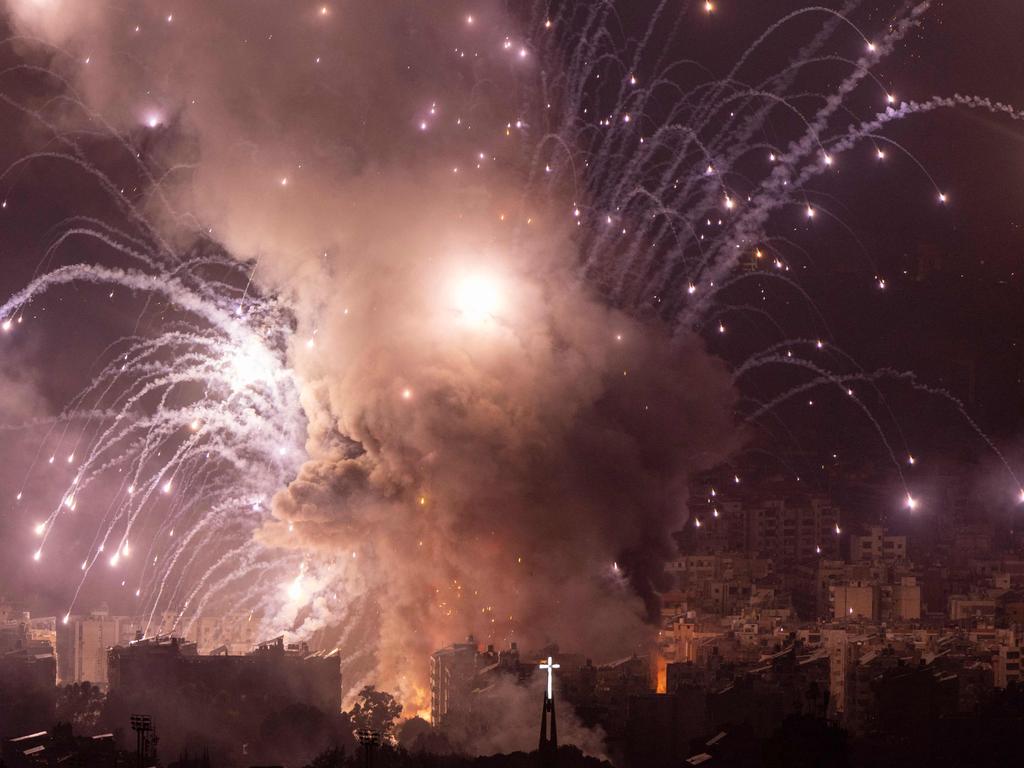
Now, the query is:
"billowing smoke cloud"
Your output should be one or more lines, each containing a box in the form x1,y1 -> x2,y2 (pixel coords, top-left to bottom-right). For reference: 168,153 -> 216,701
2,0 -> 740,717
402,675 -> 609,759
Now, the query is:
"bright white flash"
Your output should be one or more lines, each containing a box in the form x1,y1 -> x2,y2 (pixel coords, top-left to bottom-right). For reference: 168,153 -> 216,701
452,273 -> 502,325
228,337 -> 275,390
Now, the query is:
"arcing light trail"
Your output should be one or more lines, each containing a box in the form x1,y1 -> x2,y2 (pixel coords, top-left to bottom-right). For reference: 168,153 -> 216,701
1,229 -> 306,632
0,0 -> 1022,672
525,0 -> 1024,505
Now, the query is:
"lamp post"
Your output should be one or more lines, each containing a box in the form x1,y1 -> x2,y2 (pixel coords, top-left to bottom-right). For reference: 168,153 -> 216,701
129,714 -> 154,768
355,728 -> 382,768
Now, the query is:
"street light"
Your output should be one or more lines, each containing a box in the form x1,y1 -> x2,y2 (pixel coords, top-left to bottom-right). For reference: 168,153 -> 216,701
129,714 -> 155,768
355,728 -> 382,768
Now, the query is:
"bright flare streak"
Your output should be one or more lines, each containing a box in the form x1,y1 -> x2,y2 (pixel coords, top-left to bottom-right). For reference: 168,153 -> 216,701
32,549 -> 41,562
162,480 -> 172,494
34,522 -> 45,535
110,553 -> 120,567
1,319 -> 10,332
905,494 -> 918,511
62,614 -> 69,625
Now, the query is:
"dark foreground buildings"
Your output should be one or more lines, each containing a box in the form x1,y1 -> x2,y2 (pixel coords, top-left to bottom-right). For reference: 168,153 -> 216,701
105,635 -> 343,765
0,609 -> 57,736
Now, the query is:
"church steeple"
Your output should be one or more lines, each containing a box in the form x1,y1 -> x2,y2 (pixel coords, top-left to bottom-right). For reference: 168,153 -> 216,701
538,656 -> 559,765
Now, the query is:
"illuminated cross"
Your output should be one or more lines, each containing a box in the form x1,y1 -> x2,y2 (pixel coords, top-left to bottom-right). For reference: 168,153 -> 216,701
539,655 -> 560,700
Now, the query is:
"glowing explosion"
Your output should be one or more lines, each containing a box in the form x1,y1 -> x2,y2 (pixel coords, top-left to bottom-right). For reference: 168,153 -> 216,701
1,0 -> 1023,721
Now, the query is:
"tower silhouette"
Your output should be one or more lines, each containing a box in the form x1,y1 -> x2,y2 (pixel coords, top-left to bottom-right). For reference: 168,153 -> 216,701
538,656 -> 559,766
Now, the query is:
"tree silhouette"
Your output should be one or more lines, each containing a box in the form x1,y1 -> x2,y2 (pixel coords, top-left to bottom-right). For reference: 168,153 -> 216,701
56,682 -> 105,731
348,686 -> 403,741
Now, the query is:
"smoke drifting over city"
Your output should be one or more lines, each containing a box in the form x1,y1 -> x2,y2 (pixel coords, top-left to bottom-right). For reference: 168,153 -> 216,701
1,0 -> 739,708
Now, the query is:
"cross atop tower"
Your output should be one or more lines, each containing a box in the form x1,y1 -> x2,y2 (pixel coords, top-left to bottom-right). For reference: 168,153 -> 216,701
539,655 -> 560,701
537,655 -> 559,763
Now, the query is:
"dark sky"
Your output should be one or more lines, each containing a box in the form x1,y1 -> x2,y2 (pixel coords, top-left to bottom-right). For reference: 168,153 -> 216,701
676,1 -> 1024,460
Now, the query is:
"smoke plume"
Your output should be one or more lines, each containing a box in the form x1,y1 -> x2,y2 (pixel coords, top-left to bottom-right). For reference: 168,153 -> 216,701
2,0 -> 740,715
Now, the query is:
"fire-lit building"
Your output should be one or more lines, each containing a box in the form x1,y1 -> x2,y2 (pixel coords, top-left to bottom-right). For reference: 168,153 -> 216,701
429,637 -> 480,726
